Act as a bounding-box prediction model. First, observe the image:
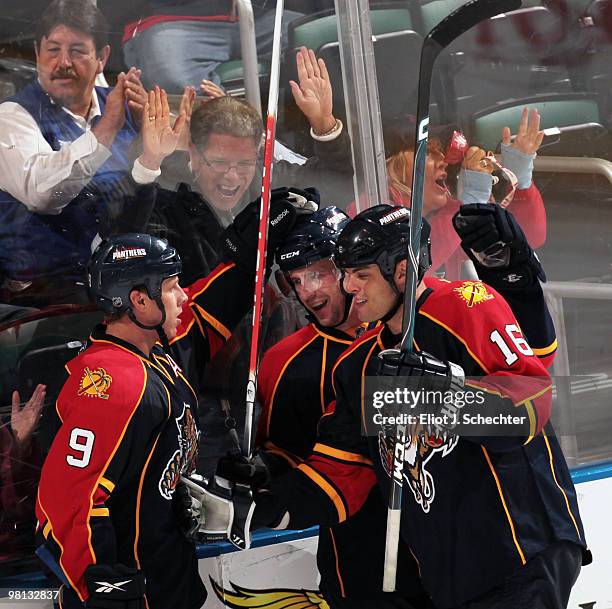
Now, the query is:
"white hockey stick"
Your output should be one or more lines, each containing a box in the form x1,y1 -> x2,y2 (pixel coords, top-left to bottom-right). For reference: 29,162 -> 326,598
242,0 -> 285,458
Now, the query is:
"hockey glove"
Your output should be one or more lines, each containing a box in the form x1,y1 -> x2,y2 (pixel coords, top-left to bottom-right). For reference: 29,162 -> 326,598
181,475 -> 257,550
84,564 -> 146,609
221,187 -> 319,272
452,203 -> 546,288
172,480 -> 200,540
216,451 -> 272,489
376,349 -> 465,437
377,349 -> 464,394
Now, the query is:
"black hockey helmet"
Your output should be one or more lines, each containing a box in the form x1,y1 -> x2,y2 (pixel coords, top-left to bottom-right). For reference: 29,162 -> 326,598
276,206 -> 350,272
88,234 -> 182,329
336,204 -> 431,285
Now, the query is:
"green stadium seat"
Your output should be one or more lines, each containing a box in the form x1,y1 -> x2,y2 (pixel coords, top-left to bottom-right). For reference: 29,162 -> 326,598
470,94 -> 602,150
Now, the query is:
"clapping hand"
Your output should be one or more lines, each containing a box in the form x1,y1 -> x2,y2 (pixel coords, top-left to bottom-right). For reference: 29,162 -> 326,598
125,67 -> 148,126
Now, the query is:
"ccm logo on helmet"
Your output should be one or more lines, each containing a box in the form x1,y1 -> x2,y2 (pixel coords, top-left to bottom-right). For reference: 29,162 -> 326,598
112,247 -> 147,261
379,208 -> 410,226
280,251 -> 300,260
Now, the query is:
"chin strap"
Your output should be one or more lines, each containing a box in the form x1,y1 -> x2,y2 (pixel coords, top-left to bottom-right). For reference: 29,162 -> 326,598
127,296 -> 170,350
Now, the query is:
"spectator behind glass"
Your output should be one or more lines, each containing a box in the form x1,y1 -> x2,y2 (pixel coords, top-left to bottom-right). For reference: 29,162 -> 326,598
0,0 -> 147,308
135,49 -> 353,283
0,385 -> 45,565
379,108 -> 547,279
121,0 -> 303,92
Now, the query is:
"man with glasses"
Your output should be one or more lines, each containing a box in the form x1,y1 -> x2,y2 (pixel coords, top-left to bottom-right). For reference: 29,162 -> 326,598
131,48 -> 352,283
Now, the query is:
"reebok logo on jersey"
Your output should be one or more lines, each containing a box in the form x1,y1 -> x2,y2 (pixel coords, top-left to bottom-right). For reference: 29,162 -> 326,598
111,247 -> 146,261
379,207 -> 410,226
271,209 -> 289,226
94,580 -> 132,593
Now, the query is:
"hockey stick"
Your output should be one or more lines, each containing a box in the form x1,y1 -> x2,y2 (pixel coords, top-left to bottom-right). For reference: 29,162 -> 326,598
382,0 -> 522,592
242,0 -> 285,458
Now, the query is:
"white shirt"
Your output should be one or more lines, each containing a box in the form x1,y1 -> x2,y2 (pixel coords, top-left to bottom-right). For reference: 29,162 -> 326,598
0,86 -> 111,215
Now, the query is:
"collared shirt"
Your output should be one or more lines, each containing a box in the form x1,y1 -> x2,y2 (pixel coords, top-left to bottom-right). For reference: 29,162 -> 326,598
0,85 -> 111,215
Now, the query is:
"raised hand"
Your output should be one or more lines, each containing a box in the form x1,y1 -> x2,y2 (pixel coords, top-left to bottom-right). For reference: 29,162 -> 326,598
11,384 -> 46,447
140,86 -> 187,170
290,48 -> 336,135
502,107 -> 544,156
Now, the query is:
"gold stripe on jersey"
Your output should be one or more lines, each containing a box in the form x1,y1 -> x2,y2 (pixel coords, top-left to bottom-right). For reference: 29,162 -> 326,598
194,302 -> 231,340
43,521 -> 52,539
329,528 -> 346,598
320,338 -> 328,414
481,446 -> 526,565
171,315 -> 196,345
266,332 -> 319,437
90,508 -> 110,517
532,339 -> 558,357
515,384 -> 552,405
523,400 -> 536,444
189,261 -> 235,300
360,340 -> 379,432
99,477 -> 115,493
313,443 -> 373,466
297,463 -> 347,523
418,310 -> 491,373
542,431 -> 582,541
262,440 -> 302,468
331,331 -> 379,394
313,326 -> 354,344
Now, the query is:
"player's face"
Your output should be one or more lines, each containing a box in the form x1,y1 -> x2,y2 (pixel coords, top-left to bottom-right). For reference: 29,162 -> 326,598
288,258 -> 346,327
191,133 -> 258,213
342,264 -> 398,323
36,25 -> 108,113
160,276 -> 188,339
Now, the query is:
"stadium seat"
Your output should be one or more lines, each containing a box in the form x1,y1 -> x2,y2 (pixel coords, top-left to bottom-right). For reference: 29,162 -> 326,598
419,0 -> 580,120
468,93 -> 604,152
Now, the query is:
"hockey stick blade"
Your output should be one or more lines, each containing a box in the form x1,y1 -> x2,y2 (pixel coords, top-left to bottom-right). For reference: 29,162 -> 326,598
428,0 -> 522,49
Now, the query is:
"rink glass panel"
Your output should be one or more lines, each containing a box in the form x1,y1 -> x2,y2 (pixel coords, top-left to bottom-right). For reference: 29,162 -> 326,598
0,0 -> 611,571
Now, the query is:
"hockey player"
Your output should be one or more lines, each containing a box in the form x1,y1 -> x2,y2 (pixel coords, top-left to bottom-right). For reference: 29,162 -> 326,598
197,204 -> 588,609
215,201 -> 560,608
35,185 -> 317,609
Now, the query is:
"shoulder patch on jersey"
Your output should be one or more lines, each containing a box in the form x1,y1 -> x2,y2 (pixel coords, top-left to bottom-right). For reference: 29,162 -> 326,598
453,281 -> 495,308
77,367 -> 112,399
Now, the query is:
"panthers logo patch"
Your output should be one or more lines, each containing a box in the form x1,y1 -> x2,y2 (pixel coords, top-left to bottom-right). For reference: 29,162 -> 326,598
453,281 -> 494,308
159,403 -> 200,500
379,429 -> 458,513
78,367 -> 112,399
